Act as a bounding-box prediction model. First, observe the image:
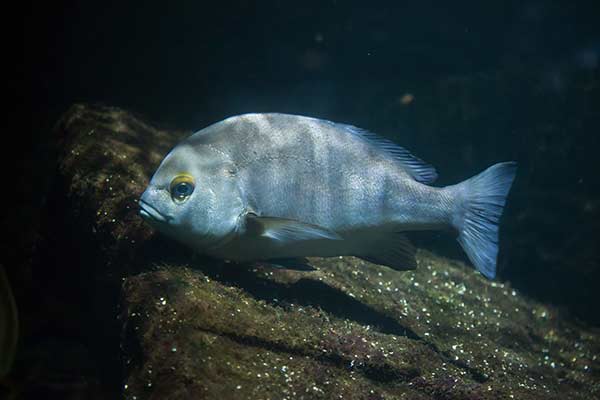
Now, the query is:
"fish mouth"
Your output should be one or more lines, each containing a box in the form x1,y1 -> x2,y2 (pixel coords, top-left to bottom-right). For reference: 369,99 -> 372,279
139,199 -> 168,223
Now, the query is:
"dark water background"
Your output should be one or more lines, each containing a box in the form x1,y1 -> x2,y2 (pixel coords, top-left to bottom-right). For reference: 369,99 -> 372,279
15,0 -> 600,396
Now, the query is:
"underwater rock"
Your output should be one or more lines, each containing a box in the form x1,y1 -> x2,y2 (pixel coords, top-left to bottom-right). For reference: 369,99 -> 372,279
55,104 -> 599,399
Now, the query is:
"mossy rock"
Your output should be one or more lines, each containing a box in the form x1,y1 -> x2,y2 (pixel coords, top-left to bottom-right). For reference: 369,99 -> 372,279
55,104 -> 599,399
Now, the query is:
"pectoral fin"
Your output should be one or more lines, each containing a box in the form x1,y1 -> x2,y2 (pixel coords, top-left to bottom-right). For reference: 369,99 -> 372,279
358,233 -> 417,271
245,214 -> 342,242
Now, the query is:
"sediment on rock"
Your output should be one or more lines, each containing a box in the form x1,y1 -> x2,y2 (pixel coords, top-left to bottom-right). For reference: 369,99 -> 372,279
40,104 -> 600,400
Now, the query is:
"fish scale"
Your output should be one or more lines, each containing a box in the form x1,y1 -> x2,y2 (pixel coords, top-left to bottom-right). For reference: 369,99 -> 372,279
140,113 -> 516,279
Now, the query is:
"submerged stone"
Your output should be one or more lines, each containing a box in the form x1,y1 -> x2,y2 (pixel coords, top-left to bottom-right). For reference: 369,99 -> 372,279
54,104 -> 599,399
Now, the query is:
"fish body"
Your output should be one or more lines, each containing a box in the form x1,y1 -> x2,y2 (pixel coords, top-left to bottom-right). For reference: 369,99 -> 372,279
140,113 -> 516,278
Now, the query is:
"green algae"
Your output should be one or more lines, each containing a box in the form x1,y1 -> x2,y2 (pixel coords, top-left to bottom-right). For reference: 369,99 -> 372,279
122,267 -> 435,399
54,104 -> 600,399
119,257 -> 599,400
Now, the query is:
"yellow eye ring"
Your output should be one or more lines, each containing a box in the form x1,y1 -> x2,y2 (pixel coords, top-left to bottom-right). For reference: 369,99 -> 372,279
170,174 -> 195,203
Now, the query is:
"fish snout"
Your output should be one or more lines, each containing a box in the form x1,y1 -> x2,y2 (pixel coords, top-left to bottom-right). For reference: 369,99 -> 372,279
138,189 -> 169,223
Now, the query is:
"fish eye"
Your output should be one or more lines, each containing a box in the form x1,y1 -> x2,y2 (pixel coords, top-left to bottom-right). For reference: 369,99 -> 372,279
170,174 -> 195,203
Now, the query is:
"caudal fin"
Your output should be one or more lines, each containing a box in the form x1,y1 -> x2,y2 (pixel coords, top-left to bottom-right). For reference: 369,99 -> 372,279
452,162 -> 517,279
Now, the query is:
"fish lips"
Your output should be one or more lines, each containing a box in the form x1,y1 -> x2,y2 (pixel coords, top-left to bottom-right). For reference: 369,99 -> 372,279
139,199 -> 170,224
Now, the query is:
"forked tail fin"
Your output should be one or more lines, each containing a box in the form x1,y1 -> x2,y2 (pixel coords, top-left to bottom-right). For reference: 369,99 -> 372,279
452,162 -> 517,279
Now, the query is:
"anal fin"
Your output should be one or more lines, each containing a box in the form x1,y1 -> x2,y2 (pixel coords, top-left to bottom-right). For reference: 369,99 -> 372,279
358,233 -> 417,271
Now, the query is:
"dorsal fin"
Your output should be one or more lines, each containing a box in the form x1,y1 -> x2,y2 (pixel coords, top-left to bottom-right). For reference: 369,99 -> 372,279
332,122 -> 438,184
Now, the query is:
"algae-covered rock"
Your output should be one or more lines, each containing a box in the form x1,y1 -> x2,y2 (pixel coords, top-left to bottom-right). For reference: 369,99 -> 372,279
55,104 -> 599,399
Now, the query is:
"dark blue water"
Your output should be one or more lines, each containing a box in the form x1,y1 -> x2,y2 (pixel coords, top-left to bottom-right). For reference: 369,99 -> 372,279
25,0 -> 599,321
16,1 -> 600,398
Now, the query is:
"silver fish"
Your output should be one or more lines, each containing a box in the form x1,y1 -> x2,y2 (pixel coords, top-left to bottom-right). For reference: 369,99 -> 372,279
140,113 -> 516,278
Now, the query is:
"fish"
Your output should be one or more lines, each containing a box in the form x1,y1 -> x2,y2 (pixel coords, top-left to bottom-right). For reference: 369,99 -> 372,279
140,113 -> 516,279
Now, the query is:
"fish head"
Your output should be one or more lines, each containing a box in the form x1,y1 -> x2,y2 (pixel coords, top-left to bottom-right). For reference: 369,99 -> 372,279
139,142 -> 244,250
